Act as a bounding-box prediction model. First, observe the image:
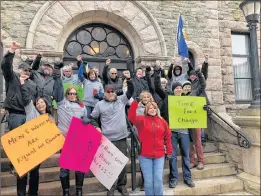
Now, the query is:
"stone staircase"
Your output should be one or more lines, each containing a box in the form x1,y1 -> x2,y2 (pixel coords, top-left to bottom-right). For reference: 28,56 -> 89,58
1,141 -> 251,195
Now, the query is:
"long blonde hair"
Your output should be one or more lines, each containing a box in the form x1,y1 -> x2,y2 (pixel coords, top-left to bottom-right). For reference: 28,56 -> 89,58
139,91 -> 154,103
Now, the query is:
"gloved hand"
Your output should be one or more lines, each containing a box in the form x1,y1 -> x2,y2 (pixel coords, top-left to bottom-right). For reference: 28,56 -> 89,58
154,66 -> 161,74
52,69 -> 61,79
203,105 -> 211,115
54,61 -> 64,70
94,94 -> 99,99
82,117 -> 91,125
165,154 -> 172,160
145,66 -> 151,72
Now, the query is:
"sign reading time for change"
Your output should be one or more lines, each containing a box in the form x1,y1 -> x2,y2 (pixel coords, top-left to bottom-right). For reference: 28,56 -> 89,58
1,114 -> 65,177
168,96 -> 207,129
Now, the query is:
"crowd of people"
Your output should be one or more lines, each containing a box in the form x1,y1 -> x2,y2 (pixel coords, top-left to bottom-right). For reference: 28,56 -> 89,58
1,41 -> 210,196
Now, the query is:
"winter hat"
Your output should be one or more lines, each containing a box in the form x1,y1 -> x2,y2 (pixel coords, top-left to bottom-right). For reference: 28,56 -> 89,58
18,63 -> 31,70
188,70 -> 197,76
105,84 -> 116,92
182,81 -> 191,88
171,82 -> 182,91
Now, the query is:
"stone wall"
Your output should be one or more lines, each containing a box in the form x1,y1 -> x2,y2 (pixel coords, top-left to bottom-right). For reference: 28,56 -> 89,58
1,1 -> 260,112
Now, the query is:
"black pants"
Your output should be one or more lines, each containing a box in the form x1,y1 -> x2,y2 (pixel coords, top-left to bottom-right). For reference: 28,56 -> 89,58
110,138 -> 128,191
17,165 -> 41,196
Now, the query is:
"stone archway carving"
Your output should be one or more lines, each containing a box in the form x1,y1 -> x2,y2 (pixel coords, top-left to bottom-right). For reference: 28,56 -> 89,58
26,1 -> 167,58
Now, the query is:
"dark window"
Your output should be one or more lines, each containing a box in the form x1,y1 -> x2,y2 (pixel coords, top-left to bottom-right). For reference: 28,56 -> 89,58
231,33 -> 253,103
63,23 -> 134,76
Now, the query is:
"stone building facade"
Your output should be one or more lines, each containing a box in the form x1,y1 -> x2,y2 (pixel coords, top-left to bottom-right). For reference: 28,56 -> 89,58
1,1 -> 260,116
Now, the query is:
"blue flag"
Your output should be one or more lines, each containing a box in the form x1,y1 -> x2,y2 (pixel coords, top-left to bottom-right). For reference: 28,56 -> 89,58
177,15 -> 188,58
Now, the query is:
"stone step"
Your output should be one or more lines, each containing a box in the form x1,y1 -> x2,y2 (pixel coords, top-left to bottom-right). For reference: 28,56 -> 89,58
0,141 -> 219,158
1,153 -> 227,187
1,151 -> 226,172
87,176 -> 243,195
217,191 -> 253,195
1,163 -> 237,194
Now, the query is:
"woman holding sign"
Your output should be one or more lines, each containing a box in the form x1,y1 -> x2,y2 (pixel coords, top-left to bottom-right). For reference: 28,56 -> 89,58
128,100 -> 172,196
19,74 -> 53,196
53,77 -> 100,196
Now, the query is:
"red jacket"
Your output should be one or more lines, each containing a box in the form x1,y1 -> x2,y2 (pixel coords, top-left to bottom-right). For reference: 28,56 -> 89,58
128,101 -> 172,158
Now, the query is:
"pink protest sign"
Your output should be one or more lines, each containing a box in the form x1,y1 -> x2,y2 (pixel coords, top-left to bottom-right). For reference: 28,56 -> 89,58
59,117 -> 102,173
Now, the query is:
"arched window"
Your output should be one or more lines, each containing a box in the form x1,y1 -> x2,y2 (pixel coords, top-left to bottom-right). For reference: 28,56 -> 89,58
63,23 -> 134,75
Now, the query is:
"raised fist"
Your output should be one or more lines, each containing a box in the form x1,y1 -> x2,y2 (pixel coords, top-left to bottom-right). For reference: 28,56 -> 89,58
76,55 -> 82,61
183,58 -> 190,63
204,54 -> 209,63
19,74 -> 29,84
145,66 -> 151,72
10,41 -> 20,53
106,59 -> 111,65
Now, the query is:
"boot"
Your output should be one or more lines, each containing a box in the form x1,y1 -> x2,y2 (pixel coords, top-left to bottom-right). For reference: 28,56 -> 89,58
75,172 -> 85,196
60,175 -> 70,196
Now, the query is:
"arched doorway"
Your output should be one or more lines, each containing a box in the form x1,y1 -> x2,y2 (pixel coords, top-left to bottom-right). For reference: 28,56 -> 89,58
63,23 -> 134,77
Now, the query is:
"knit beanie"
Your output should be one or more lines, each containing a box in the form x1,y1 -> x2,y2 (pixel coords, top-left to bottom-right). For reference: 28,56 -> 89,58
171,82 -> 182,91
188,70 -> 197,76
182,81 -> 192,88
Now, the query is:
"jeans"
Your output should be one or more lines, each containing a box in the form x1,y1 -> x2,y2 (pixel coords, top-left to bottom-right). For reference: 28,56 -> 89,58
169,132 -> 191,182
17,165 -> 40,196
138,156 -> 165,196
7,113 -> 26,132
190,128 -> 204,164
85,106 -> 94,118
110,138 -> 128,191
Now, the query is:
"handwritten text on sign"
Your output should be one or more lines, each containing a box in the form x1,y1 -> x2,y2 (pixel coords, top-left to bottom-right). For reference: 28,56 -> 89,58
90,135 -> 129,190
59,117 -> 102,173
1,114 -> 65,177
168,96 -> 207,129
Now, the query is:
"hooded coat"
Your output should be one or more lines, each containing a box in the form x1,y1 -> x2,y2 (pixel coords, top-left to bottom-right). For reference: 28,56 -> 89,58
78,64 -> 104,107
167,63 -> 193,92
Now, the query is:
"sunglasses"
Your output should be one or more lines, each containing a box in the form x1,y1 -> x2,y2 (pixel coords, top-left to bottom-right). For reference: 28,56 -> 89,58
67,92 -> 77,96
106,90 -> 115,94
110,73 -> 117,75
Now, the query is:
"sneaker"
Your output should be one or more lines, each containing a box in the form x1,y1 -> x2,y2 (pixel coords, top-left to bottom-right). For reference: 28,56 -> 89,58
184,180 -> 195,188
190,163 -> 196,169
169,180 -> 178,188
107,189 -> 114,196
197,162 -> 204,170
117,186 -> 129,196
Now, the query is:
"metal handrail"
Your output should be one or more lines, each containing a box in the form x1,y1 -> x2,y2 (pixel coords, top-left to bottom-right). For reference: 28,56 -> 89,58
208,107 -> 252,149
126,116 -> 139,192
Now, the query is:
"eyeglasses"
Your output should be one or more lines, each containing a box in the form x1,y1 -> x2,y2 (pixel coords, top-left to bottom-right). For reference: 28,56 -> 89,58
67,92 -> 77,96
110,72 -> 117,75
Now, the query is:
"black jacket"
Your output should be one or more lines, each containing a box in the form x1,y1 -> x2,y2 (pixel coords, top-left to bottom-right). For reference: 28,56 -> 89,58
154,72 -> 170,123
29,55 -> 55,107
1,51 -> 38,112
102,64 -> 123,96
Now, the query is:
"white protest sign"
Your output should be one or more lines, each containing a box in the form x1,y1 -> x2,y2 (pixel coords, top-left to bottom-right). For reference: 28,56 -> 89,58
90,135 -> 129,190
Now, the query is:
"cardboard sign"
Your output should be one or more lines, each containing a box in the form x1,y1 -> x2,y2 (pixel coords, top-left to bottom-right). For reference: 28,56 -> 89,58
168,96 -> 207,129
59,117 -> 102,173
52,83 -> 84,109
1,114 -> 65,177
90,135 -> 129,190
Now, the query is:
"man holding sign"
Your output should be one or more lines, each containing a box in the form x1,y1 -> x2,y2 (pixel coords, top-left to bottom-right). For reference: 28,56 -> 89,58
154,70 -> 195,189
90,79 -> 134,196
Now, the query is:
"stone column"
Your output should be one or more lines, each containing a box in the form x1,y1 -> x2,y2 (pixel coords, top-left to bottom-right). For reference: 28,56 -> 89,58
233,108 -> 260,195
